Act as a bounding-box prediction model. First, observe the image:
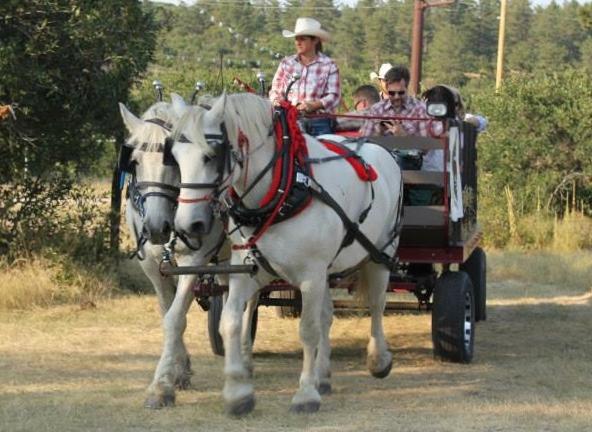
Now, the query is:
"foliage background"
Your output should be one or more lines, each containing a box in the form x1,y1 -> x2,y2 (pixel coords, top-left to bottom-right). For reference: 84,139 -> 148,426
1,0 -> 591,308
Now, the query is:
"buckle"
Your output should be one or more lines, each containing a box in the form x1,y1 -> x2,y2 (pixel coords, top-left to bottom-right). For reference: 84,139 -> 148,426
296,172 -> 311,187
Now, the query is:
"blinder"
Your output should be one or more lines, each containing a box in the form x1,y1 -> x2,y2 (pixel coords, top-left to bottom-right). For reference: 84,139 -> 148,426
163,136 -> 177,166
204,122 -> 231,182
118,144 -> 136,174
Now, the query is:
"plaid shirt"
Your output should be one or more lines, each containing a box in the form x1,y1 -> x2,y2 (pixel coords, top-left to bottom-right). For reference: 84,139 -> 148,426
359,96 -> 429,137
360,96 -> 445,171
269,53 -> 341,113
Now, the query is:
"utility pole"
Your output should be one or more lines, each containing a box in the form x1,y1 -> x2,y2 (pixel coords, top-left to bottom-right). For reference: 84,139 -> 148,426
495,0 -> 508,91
409,0 -> 455,96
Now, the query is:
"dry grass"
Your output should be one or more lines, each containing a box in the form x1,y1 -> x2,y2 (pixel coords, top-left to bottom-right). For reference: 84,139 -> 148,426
0,258 -> 115,310
1,252 -> 592,431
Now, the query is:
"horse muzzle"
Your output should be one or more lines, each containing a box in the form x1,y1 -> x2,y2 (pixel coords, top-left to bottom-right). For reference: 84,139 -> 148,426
142,220 -> 173,245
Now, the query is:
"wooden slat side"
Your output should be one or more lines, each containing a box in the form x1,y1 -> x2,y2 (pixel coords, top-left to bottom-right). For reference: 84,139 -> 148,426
402,170 -> 444,186
402,205 -> 446,226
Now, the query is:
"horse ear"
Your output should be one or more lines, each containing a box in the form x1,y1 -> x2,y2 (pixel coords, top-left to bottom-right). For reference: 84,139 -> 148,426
171,93 -> 188,117
118,103 -> 143,134
205,92 -> 227,123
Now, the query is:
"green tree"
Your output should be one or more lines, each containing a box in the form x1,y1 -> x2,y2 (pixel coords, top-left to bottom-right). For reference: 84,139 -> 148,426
424,22 -> 476,87
580,3 -> 592,30
333,7 -> 366,69
0,0 -> 156,255
505,0 -> 533,72
474,69 -> 592,222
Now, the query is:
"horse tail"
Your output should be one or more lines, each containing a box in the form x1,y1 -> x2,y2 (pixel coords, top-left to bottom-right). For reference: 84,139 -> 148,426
352,269 -> 369,308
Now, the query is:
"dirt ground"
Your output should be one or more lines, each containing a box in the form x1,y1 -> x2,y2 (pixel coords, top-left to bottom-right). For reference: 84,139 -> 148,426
1,253 -> 591,432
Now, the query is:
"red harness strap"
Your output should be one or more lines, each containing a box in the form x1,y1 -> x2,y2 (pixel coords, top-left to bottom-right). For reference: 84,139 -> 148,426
258,101 -> 309,206
233,102 -> 309,250
319,140 -> 378,182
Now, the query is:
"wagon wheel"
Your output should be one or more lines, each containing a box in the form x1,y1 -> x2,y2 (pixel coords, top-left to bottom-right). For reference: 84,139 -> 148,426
432,271 -> 475,363
460,247 -> 487,321
208,294 -> 258,357
273,289 -> 302,319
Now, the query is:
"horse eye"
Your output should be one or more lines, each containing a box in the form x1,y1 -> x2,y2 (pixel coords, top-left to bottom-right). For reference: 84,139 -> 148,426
203,155 -> 212,164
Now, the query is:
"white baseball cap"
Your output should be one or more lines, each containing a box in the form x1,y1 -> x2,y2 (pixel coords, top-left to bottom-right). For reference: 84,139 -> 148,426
370,63 -> 393,81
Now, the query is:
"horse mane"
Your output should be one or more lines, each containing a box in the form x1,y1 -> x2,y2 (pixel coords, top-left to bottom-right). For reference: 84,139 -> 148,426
172,93 -> 272,156
127,101 -> 178,152
172,104 -> 213,155
223,93 -> 273,151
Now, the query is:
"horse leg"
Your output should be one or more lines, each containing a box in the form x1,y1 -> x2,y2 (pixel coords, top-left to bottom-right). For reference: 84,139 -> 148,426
145,274 -> 196,409
360,261 -> 393,378
315,283 -> 333,395
241,292 -> 260,378
220,274 -> 259,417
138,254 -> 176,315
290,272 -> 326,413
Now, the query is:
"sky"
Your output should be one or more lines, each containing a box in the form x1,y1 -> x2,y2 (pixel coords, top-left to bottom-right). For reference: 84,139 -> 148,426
152,0 -> 591,8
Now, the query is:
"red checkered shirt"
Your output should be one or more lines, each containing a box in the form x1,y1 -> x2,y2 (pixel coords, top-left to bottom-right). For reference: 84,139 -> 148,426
269,53 -> 341,113
359,96 -> 445,171
359,96 -> 430,137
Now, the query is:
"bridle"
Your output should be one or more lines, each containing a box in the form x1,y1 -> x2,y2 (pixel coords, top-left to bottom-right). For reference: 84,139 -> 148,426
127,175 -> 180,219
119,117 -> 198,257
118,117 -> 184,217
164,122 -> 238,206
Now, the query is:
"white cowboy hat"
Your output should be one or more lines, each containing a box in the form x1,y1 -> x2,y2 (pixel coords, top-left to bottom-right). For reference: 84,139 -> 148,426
370,63 -> 393,81
282,17 -> 331,42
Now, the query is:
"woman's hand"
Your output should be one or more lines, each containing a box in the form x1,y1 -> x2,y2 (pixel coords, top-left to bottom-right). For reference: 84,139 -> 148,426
296,100 -> 322,113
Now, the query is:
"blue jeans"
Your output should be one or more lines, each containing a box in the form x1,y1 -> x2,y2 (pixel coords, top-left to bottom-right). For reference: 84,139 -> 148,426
302,118 -> 334,136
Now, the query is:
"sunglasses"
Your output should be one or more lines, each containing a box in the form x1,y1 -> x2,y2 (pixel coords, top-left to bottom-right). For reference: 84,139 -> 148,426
388,90 -> 406,97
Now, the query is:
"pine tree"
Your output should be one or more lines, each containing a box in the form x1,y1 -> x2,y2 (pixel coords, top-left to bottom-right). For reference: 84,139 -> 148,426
505,0 -> 533,72
333,7 -> 366,69
424,22 -> 476,88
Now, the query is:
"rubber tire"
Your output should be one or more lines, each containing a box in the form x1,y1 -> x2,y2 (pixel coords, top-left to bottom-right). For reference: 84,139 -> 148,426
208,295 -> 258,357
432,271 -> 475,363
273,289 -> 302,319
460,247 -> 487,321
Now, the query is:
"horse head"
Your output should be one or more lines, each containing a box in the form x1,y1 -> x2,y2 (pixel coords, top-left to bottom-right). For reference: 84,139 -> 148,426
119,101 -> 180,245
165,94 -> 226,242
171,92 -> 275,241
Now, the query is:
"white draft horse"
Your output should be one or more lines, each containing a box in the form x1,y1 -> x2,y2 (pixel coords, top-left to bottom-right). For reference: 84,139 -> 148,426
171,93 -> 403,415
119,99 -> 229,409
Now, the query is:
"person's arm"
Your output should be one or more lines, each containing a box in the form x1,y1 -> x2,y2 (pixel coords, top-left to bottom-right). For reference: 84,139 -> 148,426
359,105 -> 381,137
269,60 -> 287,105
319,62 -> 341,113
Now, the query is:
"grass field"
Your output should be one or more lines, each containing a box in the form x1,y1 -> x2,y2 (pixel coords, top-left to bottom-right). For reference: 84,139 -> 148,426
1,251 -> 591,431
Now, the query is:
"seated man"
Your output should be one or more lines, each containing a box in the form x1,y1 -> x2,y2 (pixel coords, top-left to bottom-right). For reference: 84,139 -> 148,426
335,84 -> 380,131
360,65 -> 443,204
360,65 -> 442,169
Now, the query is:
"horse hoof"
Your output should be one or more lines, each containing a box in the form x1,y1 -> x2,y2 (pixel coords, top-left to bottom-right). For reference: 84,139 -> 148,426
290,400 -> 321,414
318,382 -> 332,395
175,376 -> 192,390
225,394 -> 256,417
371,358 -> 393,379
144,393 -> 175,409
